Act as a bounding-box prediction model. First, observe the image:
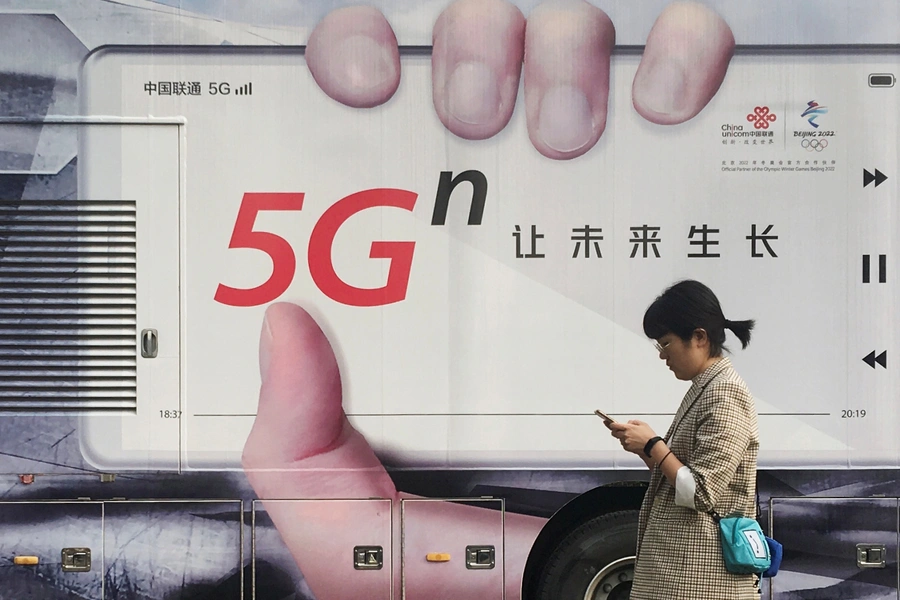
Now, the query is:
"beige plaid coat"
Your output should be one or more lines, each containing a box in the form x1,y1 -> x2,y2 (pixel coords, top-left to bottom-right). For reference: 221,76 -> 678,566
630,358 -> 761,600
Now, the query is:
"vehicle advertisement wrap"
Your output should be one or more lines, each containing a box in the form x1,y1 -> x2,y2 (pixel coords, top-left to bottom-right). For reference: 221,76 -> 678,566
0,1 -> 897,599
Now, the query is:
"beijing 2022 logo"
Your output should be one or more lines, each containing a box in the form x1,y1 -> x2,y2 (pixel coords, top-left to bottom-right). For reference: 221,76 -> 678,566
795,100 -> 833,151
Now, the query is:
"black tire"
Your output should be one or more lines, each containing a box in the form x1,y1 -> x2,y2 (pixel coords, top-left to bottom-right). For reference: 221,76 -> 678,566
534,510 -> 639,600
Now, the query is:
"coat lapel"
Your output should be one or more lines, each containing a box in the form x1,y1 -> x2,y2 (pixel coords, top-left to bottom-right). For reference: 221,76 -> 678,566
665,357 -> 732,442
648,358 -> 732,497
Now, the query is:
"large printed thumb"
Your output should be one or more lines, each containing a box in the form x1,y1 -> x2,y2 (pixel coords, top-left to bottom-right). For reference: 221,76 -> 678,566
242,302 -> 546,600
242,302 -> 399,600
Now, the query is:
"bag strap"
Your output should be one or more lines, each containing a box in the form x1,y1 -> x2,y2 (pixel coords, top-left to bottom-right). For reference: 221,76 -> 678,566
704,376 -> 760,525
756,484 -> 762,522
662,366 -> 732,523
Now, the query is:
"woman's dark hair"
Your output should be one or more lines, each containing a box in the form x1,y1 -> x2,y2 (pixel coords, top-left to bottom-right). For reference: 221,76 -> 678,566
642,280 -> 754,357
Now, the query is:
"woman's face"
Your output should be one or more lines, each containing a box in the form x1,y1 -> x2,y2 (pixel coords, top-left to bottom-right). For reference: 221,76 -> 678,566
655,330 -> 711,381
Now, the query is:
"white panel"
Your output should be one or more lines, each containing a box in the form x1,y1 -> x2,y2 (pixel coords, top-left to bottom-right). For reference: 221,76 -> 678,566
253,499 -> 393,600
77,122 -> 182,470
103,500 -> 243,599
77,48 -> 898,471
401,498 -> 504,600
770,498 -> 899,599
0,501 -> 103,599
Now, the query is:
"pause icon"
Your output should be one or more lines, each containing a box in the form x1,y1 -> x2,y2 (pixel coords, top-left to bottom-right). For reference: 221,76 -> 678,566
862,254 -> 887,283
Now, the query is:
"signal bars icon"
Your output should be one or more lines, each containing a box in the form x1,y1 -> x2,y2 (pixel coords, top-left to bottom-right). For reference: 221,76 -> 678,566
235,82 -> 253,96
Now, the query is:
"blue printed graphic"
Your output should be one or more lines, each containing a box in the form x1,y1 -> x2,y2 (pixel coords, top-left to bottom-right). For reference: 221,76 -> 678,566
801,100 -> 828,128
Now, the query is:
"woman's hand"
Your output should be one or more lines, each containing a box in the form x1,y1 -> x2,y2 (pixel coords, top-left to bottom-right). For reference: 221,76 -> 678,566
608,420 -> 659,455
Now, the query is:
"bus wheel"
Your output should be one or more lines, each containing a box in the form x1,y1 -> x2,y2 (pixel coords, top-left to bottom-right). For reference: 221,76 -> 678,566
534,510 -> 638,600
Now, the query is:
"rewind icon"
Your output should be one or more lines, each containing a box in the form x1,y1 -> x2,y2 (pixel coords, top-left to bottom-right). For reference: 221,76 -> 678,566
863,350 -> 887,369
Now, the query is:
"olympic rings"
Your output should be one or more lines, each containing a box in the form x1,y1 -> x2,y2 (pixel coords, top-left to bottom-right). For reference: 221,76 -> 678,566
801,138 -> 828,151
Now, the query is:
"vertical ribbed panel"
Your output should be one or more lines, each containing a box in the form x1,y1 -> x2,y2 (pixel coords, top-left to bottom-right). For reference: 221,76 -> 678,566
0,200 -> 137,411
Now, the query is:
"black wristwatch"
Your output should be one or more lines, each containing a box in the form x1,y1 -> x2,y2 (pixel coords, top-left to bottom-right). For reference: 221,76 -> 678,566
644,436 -> 664,458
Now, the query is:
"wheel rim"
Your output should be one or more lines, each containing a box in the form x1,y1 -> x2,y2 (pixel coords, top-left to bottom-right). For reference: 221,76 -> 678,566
583,556 -> 635,600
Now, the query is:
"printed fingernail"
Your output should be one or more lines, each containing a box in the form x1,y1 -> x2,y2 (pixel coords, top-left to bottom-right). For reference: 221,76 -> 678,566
337,35 -> 397,91
260,314 -> 273,381
537,85 -> 594,153
636,57 -> 687,116
446,61 -> 501,126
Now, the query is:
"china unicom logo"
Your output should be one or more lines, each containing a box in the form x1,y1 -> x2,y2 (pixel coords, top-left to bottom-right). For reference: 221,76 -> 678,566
801,100 -> 828,128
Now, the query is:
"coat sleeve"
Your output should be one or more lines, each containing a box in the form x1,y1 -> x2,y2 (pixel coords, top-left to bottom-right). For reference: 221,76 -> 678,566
688,380 -> 753,513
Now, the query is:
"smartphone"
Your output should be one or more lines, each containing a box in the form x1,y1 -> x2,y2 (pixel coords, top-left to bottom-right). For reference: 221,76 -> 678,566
594,410 -> 617,423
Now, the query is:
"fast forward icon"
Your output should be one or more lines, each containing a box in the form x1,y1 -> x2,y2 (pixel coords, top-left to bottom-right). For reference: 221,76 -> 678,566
863,168 -> 888,188
863,350 -> 887,369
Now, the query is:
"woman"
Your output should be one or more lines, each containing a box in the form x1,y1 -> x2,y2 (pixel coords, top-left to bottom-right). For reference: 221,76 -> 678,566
608,279 -> 760,599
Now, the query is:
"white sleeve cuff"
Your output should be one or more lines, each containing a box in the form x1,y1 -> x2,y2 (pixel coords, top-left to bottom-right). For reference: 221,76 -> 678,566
674,465 -> 697,509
